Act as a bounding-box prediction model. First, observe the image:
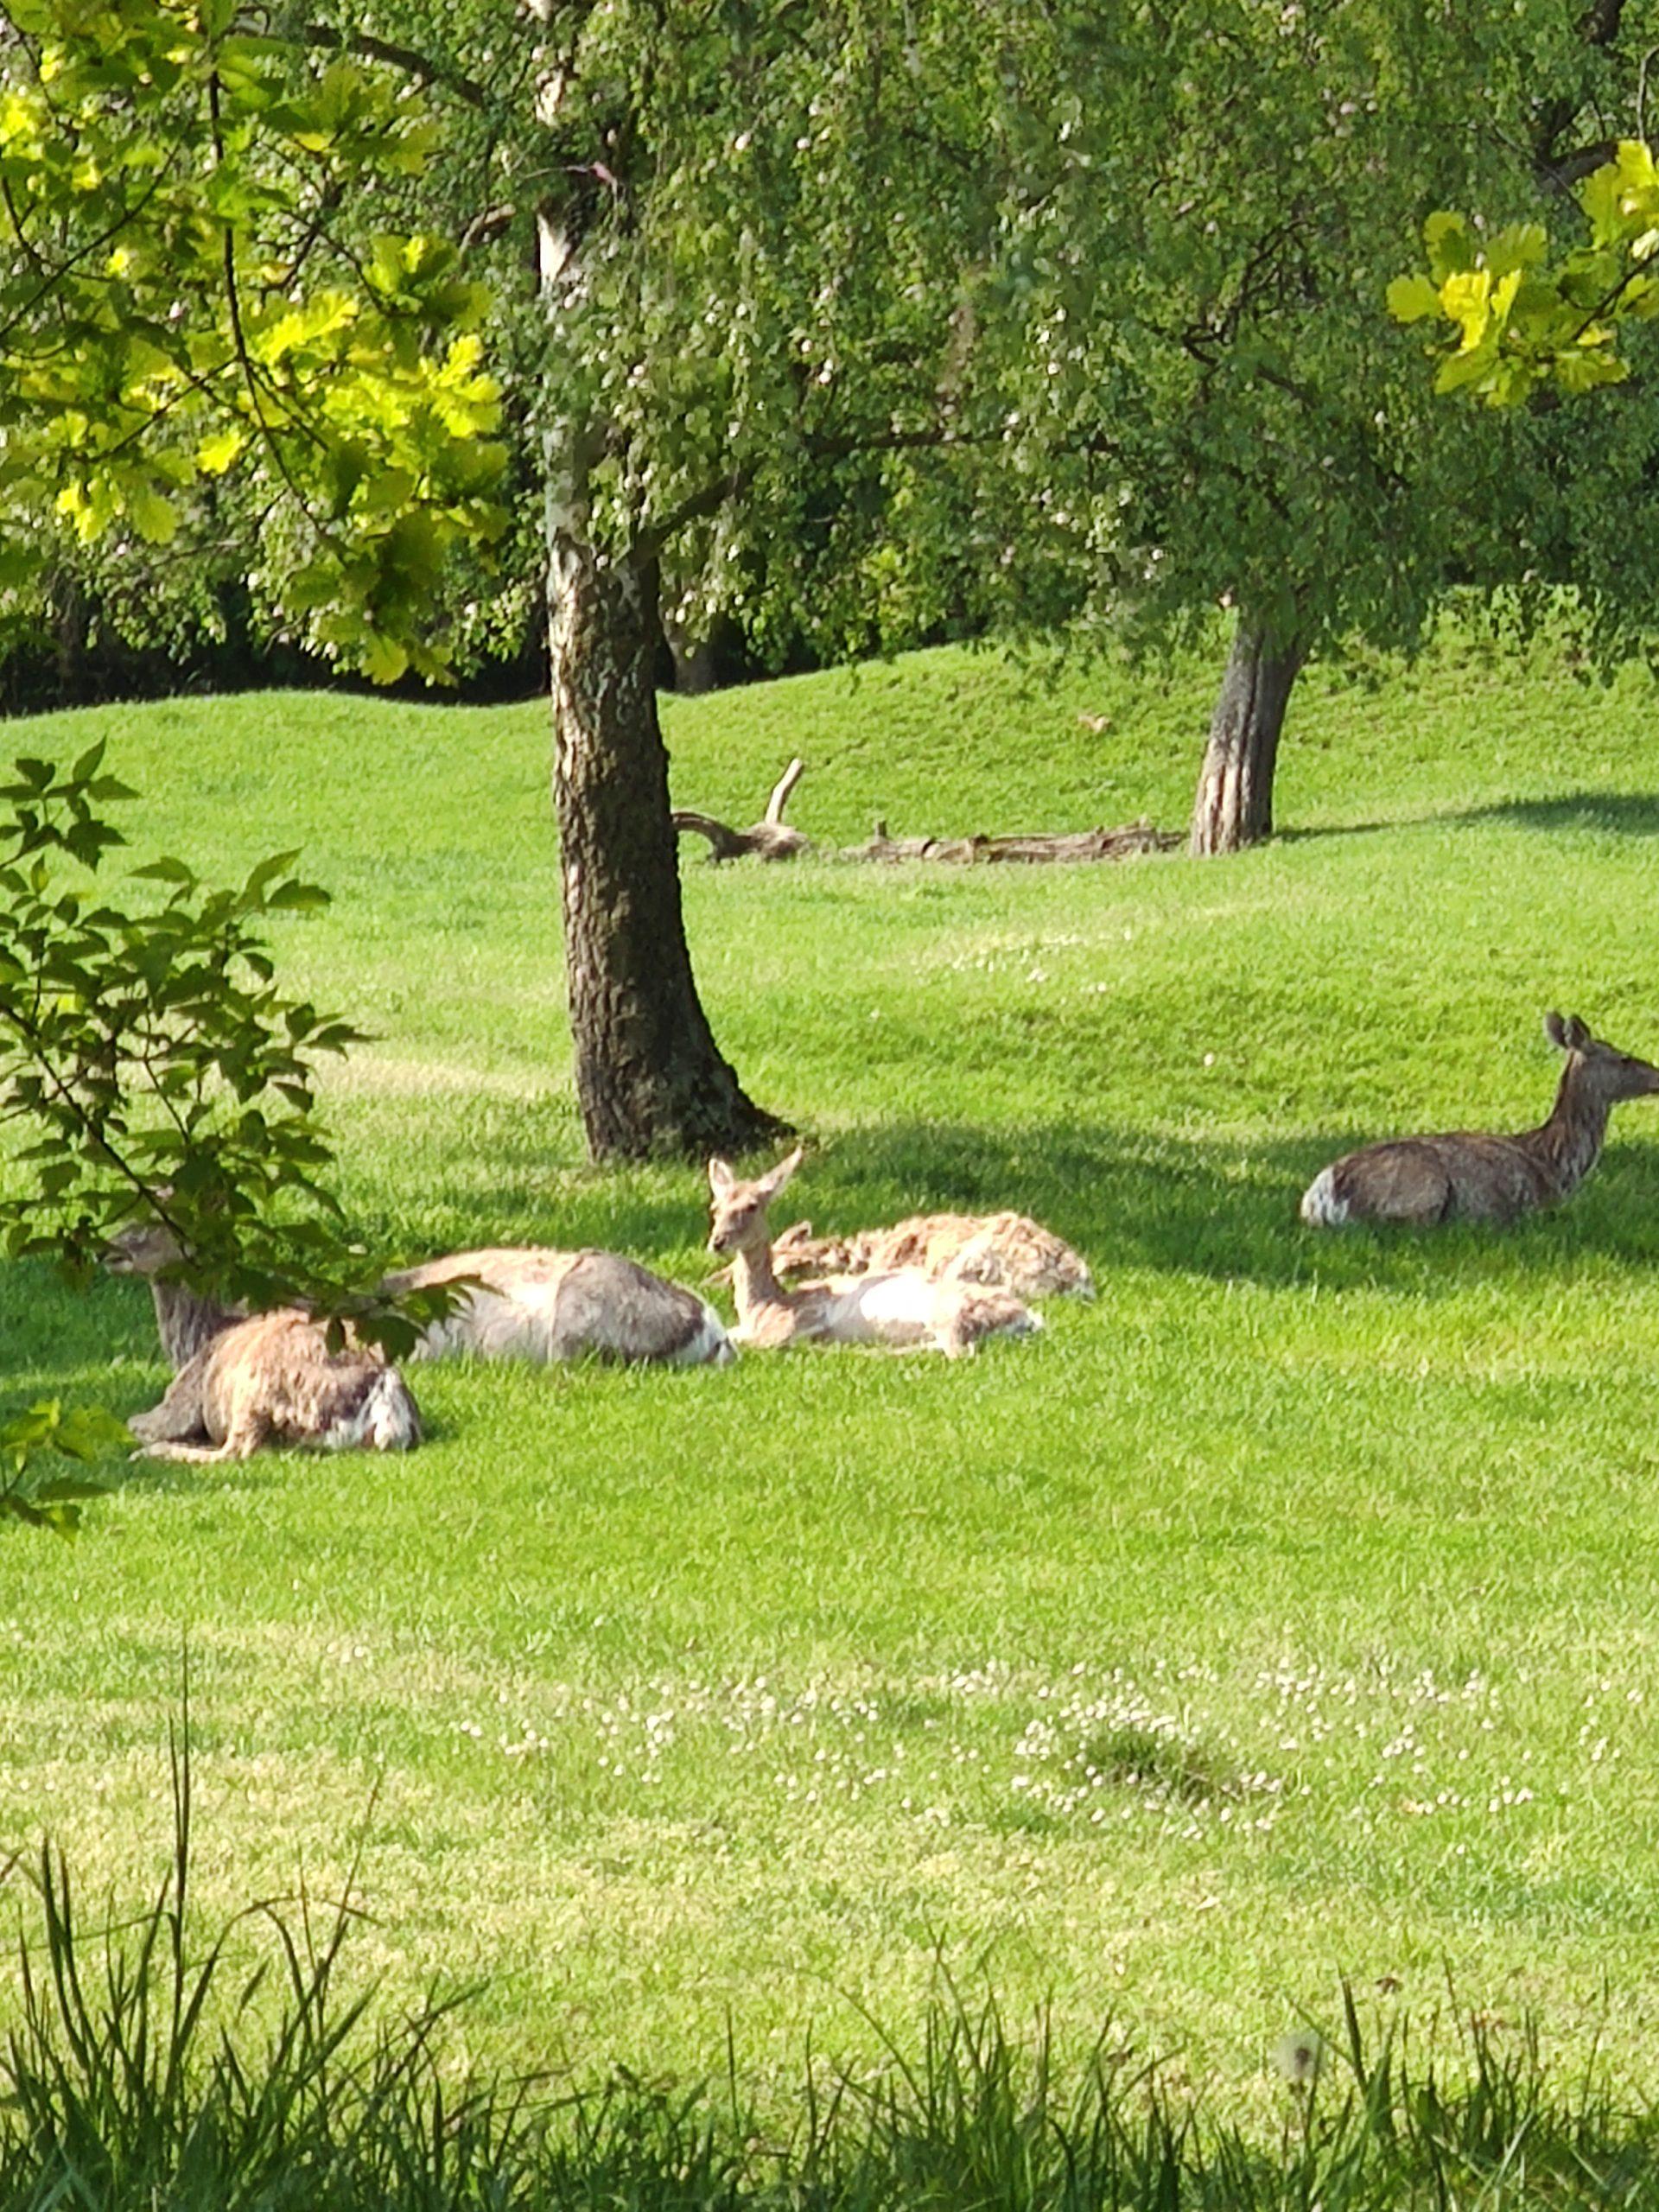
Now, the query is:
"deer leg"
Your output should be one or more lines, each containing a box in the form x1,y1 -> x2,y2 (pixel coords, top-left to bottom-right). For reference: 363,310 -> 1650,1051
136,1413 -> 270,1465
126,1351 -> 212,1443
136,1373 -> 271,1464
137,1437 -> 239,1464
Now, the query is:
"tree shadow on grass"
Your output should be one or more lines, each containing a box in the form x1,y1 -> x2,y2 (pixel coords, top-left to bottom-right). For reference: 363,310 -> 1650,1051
753,1119 -> 1659,1298
0,1258 -> 153,1401
11,1119 -> 1659,1421
291,1118 -> 1659,1300
1457,791 -> 1659,838
1288,789 -> 1659,845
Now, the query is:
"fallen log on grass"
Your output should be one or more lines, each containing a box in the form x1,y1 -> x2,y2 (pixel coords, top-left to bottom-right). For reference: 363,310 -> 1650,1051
672,757 -> 811,862
672,759 -> 1176,867
846,819 -> 1177,865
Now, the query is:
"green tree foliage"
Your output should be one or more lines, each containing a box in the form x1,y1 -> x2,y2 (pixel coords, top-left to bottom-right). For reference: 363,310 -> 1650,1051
1389,139 -> 1659,404
522,0 -> 1009,641
839,1 -> 1659,848
0,746 -> 454,1355
0,0 -> 508,683
0,1400 -> 127,1537
1388,131 -> 1659,668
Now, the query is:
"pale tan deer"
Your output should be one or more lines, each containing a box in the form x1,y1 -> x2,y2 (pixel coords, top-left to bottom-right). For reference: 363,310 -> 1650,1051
124,1312 -> 422,1463
379,1247 -> 733,1366
769,1211 -> 1094,1300
1300,1012 -> 1659,1229
707,1150 -> 1041,1355
107,1222 -> 733,1370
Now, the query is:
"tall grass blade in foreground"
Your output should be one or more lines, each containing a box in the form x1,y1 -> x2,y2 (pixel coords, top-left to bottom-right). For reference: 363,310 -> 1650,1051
3,1766 -> 1659,2209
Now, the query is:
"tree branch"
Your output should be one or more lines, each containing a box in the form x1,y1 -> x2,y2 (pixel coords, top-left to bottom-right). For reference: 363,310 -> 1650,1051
1533,0 -> 1629,188
300,22 -> 486,106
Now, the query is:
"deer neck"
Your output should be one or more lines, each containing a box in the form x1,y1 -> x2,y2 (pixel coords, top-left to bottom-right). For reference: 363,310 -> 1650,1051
1523,1063 -> 1611,1199
728,1237 -> 799,1324
150,1276 -> 242,1371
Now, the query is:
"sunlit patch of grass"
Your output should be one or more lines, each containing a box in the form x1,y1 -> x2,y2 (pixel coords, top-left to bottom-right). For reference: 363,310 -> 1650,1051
7,615 -> 1659,2100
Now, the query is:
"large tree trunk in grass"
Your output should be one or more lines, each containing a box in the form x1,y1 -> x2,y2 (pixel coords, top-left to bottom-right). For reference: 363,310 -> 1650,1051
1187,617 -> 1306,856
547,528 -> 787,1160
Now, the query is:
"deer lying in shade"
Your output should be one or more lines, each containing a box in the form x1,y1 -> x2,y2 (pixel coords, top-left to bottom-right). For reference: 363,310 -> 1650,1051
708,1149 -> 1041,1356
107,1222 -> 733,1371
1300,1012 -> 1659,1229
768,1210 -> 1094,1300
123,1312 -> 422,1463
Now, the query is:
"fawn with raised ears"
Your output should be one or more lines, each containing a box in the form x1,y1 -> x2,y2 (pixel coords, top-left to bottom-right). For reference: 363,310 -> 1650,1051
768,1211 -> 1094,1301
1300,1012 -> 1659,1229
107,1219 -> 732,1372
707,1149 -> 1042,1356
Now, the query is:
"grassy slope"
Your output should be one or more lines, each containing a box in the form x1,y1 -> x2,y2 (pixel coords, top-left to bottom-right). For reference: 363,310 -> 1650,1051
5,624 -> 1659,2111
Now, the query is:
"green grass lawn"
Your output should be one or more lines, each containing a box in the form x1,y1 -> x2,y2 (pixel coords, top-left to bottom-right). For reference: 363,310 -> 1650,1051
6,619 -> 1659,2119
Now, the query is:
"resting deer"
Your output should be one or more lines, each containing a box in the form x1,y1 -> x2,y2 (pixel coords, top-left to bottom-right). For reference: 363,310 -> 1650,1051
124,1312 -> 421,1463
769,1211 -> 1094,1300
380,1247 -> 733,1366
107,1222 -> 733,1371
1300,1012 -> 1659,1229
707,1149 -> 1041,1355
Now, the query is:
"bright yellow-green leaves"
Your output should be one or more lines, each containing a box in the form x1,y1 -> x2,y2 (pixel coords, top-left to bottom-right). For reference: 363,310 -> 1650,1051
1391,142 -> 1659,407
0,0 -> 506,682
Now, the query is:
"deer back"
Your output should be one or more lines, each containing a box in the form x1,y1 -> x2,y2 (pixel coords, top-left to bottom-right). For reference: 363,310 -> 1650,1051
199,1313 -> 420,1452
384,1246 -> 731,1365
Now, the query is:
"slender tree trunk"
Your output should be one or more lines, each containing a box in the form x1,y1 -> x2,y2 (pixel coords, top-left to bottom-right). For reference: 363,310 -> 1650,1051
662,607 -> 721,695
546,527 -> 786,1160
1187,616 -> 1305,856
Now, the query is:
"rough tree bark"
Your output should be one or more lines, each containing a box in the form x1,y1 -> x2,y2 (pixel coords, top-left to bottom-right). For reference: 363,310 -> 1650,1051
1187,615 -> 1306,856
536,165 -> 783,1162
546,530 -> 787,1160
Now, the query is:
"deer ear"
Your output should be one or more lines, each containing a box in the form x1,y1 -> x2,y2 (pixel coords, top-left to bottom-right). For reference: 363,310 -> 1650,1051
1543,1012 -> 1569,1052
760,1146 -> 805,1202
708,1157 -> 734,1195
1563,1014 -> 1592,1052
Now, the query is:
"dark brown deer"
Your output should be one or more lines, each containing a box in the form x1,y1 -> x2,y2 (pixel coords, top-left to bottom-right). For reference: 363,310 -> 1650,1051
101,1219 -> 244,1369
708,1150 -> 1041,1355
1300,1012 -> 1659,1228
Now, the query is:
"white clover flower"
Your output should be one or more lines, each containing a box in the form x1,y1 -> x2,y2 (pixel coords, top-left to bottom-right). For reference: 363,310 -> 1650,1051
1273,2029 -> 1323,2088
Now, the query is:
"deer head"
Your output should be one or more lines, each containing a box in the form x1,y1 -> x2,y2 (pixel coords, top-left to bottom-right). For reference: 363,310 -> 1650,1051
101,1216 -> 186,1277
707,1147 -> 805,1255
1543,1011 -> 1659,1103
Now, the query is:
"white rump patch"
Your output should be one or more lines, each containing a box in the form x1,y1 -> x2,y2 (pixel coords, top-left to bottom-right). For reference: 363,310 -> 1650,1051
848,1274 -> 940,1332
323,1369 -> 420,1452
1299,1167 -> 1350,1229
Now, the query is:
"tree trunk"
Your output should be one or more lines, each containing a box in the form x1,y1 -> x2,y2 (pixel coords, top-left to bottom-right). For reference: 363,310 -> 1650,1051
547,531 -> 787,1160
663,607 -> 721,695
1187,617 -> 1305,856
